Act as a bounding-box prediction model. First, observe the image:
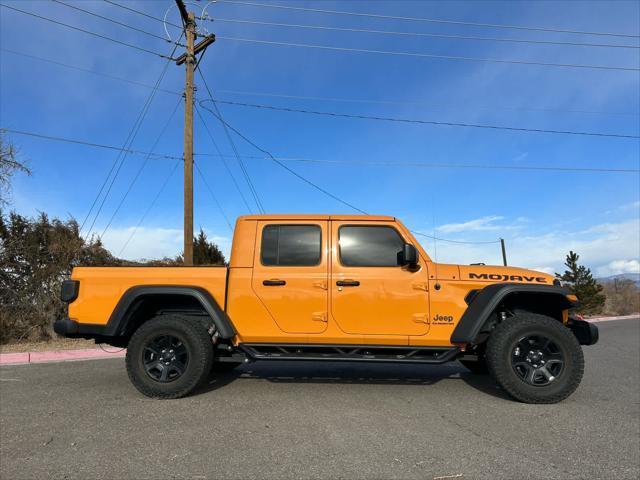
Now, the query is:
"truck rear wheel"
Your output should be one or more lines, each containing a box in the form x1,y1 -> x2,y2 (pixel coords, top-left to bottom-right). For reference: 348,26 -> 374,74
486,312 -> 584,404
126,314 -> 214,399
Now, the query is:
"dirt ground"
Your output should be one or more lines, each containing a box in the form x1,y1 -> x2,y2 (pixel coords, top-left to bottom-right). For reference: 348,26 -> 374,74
0,338 -> 97,353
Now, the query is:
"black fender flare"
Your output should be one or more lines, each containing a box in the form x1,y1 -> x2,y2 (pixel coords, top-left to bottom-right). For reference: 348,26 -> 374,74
451,283 -> 575,344
105,286 -> 237,339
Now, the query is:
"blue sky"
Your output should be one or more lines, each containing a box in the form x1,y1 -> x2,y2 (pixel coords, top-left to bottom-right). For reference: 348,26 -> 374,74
1,0 -> 639,276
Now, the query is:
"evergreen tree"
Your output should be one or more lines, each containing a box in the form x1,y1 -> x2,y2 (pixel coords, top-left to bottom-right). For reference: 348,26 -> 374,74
193,228 -> 226,266
556,251 -> 606,315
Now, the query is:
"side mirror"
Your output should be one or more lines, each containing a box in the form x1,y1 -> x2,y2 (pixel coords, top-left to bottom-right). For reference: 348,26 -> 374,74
400,243 -> 418,266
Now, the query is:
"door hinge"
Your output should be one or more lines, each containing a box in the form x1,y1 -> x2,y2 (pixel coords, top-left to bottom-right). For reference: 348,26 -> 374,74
412,282 -> 428,292
312,312 -> 328,323
412,314 -> 429,324
313,280 -> 328,290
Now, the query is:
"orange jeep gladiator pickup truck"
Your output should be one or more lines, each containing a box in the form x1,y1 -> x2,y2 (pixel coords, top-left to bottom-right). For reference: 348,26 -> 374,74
54,215 -> 598,403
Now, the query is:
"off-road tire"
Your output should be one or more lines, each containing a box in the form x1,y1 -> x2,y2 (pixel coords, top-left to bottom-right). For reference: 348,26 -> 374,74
486,312 -> 584,404
459,357 -> 489,375
126,314 -> 214,399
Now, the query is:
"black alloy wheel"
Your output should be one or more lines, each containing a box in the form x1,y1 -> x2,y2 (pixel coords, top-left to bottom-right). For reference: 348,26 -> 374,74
485,312 -> 584,404
126,314 -> 214,399
143,334 -> 189,383
511,334 -> 564,386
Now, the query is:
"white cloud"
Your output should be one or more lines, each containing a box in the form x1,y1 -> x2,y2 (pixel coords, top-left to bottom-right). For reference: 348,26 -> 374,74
603,259 -> 640,276
620,201 -> 640,211
437,215 -> 505,234
513,152 -> 529,163
100,227 -> 232,261
421,217 -> 640,277
101,227 -> 182,261
531,266 -> 556,276
436,215 -> 527,234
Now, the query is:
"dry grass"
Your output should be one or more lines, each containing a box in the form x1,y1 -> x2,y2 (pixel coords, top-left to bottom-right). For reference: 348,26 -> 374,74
0,337 -> 96,353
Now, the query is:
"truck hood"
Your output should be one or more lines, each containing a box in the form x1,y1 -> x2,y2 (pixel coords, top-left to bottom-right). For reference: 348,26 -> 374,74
457,264 -> 555,285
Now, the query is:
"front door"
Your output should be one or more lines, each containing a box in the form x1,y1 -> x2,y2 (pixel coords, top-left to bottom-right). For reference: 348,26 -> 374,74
330,222 -> 430,337
252,221 -> 328,334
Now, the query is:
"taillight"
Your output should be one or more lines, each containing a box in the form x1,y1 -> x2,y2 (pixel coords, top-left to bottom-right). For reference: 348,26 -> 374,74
60,280 -> 80,303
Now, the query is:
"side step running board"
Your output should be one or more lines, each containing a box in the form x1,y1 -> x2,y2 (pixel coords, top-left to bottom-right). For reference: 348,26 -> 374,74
239,343 -> 460,364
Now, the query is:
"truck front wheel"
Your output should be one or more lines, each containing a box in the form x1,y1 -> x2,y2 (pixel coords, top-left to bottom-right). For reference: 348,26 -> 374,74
126,314 -> 214,399
486,312 -> 584,404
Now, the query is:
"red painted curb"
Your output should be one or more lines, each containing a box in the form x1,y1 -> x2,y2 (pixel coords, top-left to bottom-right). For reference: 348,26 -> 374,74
0,348 -> 125,366
0,352 -> 30,365
588,315 -> 639,323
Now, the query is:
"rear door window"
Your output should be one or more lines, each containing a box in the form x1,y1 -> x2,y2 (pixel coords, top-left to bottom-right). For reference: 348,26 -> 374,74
261,225 -> 321,266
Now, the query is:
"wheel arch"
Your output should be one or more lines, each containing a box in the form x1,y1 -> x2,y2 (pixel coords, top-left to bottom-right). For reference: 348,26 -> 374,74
451,283 -> 575,345
105,286 -> 236,340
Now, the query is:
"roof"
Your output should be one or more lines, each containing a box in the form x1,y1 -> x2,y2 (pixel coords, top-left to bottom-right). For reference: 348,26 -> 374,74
236,214 -> 396,222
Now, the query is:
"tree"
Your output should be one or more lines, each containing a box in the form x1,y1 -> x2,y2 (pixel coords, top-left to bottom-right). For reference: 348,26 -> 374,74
0,210 -> 121,343
174,229 -> 226,266
0,134 -> 30,206
556,251 -> 606,316
193,228 -> 226,265
601,278 -> 640,316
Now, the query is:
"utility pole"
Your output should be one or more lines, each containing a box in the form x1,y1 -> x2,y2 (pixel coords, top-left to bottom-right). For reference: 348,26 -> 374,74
500,238 -> 508,266
183,10 -> 195,265
174,1 -> 215,265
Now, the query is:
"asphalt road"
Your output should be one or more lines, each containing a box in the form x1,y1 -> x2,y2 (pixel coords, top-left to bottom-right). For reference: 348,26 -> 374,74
1,319 -> 639,480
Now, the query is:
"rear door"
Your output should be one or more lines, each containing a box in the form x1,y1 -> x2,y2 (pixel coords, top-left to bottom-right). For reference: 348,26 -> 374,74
330,222 -> 430,337
252,221 -> 328,334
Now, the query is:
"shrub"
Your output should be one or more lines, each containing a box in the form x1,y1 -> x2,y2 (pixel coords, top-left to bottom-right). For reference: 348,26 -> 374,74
0,211 -> 120,343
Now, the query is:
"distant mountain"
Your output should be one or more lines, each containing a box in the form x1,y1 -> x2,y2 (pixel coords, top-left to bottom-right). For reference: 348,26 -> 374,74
598,273 -> 640,286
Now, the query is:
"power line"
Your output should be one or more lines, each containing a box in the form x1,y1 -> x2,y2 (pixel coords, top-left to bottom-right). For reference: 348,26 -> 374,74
194,161 -> 234,232
212,153 -> 638,174
82,36 -> 183,238
194,105 -> 254,213
52,0 -> 185,47
197,101 -> 368,214
197,103 -> 504,245
217,35 -> 640,72
5,127 -> 636,173
0,128 -> 182,160
5,47 -> 637,118
212,87 -> 638,118
118,160 -> 181,257
85,58 -> 174,237
197,150 -> 640,174
411,230 -> 501,245
0,3 -> 174,59
100,97 -> 183,239
217,0 -> 640,39
202,99 -> 640,139
1,48 -> 183,98
208,17 -> 640,50
103,0 -> 184,30
196,67 -> 266,213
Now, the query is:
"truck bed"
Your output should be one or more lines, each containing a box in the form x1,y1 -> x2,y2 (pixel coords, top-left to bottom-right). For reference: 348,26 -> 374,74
69,267 -> 228,326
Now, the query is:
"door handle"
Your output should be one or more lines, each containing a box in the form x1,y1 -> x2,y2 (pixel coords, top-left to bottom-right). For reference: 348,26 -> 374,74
336,280 -> 360,287
263,279 -> 286,286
